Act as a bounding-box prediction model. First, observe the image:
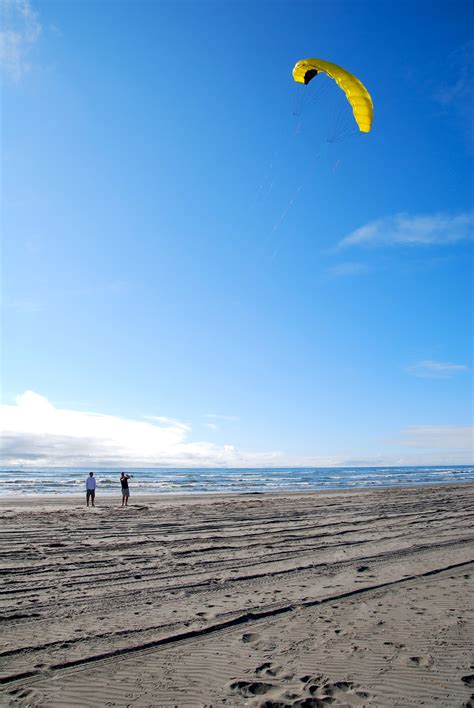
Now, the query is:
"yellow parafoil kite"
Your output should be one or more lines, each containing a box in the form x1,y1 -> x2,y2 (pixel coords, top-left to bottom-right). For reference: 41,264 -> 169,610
292,58 -> 373,133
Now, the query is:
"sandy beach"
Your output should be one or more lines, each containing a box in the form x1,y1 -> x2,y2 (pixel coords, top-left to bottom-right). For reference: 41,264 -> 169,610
1,483 -> 473,707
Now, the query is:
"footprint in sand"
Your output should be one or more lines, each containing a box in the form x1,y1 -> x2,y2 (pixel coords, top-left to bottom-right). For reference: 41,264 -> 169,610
241,632 -> 260,644
8,688 -> 39,703
300,675 -> 322,683
294,676 -> 372,706
384,641 -> 405,649
229,680 -> 273,697
292,700 -> 331,707
255,662 -> 283,678
408,655 -> 433,668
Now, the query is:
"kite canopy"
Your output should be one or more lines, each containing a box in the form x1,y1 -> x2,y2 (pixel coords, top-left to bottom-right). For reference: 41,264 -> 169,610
292,58 -> 373,133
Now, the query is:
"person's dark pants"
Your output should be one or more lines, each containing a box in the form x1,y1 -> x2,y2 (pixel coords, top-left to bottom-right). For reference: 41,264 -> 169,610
86,490 -> 95,505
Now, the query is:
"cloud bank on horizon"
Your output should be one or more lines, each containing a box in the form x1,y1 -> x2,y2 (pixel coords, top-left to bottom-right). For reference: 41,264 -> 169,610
1,392 -> 283,468
2,391 -> 472,468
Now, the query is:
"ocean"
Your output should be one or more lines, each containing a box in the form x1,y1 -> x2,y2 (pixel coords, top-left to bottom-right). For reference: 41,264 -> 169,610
0,465 -> 473,496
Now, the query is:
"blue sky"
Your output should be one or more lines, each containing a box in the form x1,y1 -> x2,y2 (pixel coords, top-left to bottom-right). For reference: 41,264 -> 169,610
1,0 -> 473,467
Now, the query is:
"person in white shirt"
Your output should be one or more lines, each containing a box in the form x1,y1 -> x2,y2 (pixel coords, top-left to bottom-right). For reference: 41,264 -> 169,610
86,472 -> 96,507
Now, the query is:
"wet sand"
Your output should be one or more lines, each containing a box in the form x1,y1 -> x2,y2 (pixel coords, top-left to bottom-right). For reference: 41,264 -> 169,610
1,483 -> 473,707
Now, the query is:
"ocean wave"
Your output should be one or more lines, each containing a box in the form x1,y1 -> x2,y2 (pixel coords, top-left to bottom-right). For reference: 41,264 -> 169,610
1,466 -> 473,496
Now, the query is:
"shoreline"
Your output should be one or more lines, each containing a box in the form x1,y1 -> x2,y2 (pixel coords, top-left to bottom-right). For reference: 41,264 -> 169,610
1,479 -> 473,507
1,482 -> 473,706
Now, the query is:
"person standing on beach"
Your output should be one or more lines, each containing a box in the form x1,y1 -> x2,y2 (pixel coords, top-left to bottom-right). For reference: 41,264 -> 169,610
120,472 -> 132,507
86,472 -> 96,507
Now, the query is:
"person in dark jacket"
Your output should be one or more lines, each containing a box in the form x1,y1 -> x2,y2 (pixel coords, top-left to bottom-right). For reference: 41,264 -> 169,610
120,472 -> 132,507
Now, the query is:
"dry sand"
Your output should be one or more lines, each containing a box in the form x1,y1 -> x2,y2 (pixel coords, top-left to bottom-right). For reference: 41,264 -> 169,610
0,483 -> 473,707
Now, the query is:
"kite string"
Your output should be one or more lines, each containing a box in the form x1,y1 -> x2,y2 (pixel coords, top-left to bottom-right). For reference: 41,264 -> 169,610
292,76 -> 333,118
268,148 -> 321,260
326,92 -> 357,143
271,183 -> 303,236
250,110 -> 307,213
270,183 -> 303,260
256,74 -> 333,211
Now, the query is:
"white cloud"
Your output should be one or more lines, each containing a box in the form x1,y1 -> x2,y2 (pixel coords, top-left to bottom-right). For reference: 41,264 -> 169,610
145,415 -> 190,431
399,425 -> 474,452
0,0 -> 41,80
339,212 -> 474,249
204,422 -> 218,431
201,414 -> 239,433
1,391 -> 472,469
406,360 -> 469,379
0,391 -> 280,468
